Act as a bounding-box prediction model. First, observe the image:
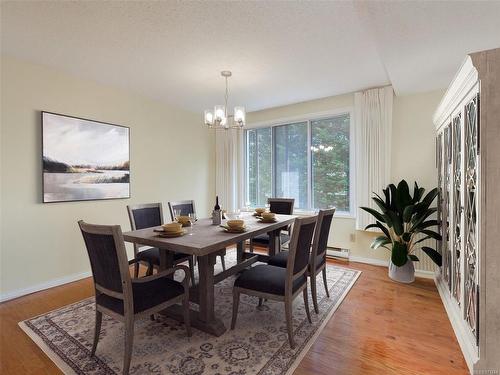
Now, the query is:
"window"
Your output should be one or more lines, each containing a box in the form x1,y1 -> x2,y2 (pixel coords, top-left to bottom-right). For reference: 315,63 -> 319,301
275,122 -> 308,209
246,127 -> 272,207
244,113 -> 352,214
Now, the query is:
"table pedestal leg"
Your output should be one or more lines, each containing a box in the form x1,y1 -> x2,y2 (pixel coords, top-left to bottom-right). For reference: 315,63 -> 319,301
160,252 -> 226,336
268,229 -> 281,256
236,241 -> 244,263
162,253 -> 226,336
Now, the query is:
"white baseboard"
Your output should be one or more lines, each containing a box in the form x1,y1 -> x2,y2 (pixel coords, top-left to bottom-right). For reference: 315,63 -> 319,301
348,255 -> 436,279
0,271 -> 92,303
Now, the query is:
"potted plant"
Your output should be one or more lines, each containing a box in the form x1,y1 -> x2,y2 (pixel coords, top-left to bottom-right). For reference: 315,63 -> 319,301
361,180 -> 442,283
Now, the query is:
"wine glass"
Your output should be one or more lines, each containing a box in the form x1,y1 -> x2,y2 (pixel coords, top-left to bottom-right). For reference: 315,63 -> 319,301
188,212 -> 197,226
173,208 -> 181,222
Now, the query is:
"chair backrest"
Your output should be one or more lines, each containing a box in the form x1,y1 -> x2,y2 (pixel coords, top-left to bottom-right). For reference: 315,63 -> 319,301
127,203 -> 164,230
168,200 -> 196,221
78,221 -> 132,298
285,215 -> 317,289
268,198 -> 294,215
311,208 -> 336,268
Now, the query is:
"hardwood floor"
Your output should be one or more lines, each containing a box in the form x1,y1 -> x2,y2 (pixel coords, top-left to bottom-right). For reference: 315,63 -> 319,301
0,255 -> 468,375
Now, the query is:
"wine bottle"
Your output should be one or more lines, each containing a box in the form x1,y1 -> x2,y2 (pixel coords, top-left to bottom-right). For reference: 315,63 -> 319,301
212,195 -> 222,225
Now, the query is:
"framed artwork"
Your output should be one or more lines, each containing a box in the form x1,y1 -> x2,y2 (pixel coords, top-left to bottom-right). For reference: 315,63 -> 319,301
42,111 -> 130,203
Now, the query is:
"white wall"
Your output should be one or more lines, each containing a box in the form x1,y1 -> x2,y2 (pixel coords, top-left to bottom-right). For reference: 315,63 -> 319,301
247,89 -> 445,264
0,57 -> 215,300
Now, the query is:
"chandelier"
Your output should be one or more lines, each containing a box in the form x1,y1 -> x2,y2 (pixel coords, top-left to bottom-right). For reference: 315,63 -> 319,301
204,71 -> 245,130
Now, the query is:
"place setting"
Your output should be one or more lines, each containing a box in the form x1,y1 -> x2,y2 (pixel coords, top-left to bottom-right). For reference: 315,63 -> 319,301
257,211 -> 278,223
154,222 -> 187,238
252,207 -> 266,218
220,219 -> 247,233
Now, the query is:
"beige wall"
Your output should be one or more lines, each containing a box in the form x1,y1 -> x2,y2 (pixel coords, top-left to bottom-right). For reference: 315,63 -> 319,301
0,57 -> 215,299
0,56 -> 445,298
247,89 -> 445,263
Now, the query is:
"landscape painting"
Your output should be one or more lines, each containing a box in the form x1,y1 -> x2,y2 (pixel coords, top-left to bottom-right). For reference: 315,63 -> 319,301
42,112 -> 130,203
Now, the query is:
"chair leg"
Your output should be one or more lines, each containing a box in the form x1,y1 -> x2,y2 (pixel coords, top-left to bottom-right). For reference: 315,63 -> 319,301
303,287 -> 312,324
249,239 -> 254,253
123,318 -> 134,375
322,267 -> 329,298
133,262 -> 139,278
220,255 -> 226,271
183,295 -> 192,337
284,299 -> 295,349
311,273 -> 319,314
148,262 -> 158,320
231,290 -> 240,330
188,256 -> 196,286
91,309 -> 102,356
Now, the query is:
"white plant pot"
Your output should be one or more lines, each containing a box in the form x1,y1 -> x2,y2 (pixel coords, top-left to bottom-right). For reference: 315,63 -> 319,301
388,257 -> 415,284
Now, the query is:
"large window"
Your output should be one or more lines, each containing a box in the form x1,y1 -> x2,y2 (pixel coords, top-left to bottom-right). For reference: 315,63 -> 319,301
245,113 -> 352,214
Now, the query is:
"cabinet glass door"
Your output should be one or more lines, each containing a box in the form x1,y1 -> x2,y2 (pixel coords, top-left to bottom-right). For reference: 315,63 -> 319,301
464,94 -> 479,342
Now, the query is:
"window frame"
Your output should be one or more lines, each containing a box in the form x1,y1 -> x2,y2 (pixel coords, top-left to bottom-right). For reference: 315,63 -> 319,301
243,108 -> 355,218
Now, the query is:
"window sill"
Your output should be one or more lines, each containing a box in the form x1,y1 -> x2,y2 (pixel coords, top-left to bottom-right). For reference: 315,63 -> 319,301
293,210 -> 355,220
241,208 -> 355,220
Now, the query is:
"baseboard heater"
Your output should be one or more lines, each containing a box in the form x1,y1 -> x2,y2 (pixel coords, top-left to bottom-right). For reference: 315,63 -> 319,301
326,247 -> 350,260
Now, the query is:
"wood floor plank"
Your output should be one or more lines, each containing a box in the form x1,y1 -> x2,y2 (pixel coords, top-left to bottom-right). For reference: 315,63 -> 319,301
0,256 -> 468,374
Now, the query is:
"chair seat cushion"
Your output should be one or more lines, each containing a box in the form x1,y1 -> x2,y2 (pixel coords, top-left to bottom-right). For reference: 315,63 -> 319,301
252,233 -> 290,245
96,276 -> 184,315
234,264 -> 306,296
136,248 -> 189,265
268,251 -> 326,271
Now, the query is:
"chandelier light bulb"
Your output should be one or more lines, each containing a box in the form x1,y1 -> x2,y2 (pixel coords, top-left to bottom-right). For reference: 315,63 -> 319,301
204,110 -> 214,126
234,106 -> 246,126
214,105 -> 226,123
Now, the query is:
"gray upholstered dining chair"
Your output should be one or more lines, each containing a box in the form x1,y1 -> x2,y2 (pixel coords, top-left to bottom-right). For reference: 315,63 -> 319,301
231,215 -> 317,349
127,203 -> 195,282
249,197 -> 295,252
267,208 -> 335,313
168,200 -> 226,271
78,220 -> 191,375
167,199 -> 197,219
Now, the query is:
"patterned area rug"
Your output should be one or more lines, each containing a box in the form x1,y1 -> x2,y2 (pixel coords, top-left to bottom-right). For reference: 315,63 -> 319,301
20,253 -> 360,375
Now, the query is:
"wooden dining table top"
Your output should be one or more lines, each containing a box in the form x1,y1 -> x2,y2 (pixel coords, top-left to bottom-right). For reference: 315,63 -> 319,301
122,213 -> 297,257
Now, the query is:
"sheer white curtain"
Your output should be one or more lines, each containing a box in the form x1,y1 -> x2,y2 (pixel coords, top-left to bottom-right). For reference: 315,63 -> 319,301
215,129 -> 243,213
355,86 -> 394,230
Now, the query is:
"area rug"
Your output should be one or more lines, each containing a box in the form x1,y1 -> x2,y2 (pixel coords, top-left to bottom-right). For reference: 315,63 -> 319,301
19,253 -> 360,375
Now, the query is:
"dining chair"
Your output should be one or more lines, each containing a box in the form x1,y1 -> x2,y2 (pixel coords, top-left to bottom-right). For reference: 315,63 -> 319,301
249,198 -> 295,252
168,200 -> 226,271
78,220 -> 191,375
231,215 -> 317,349
267,208 -> 335,313
127,203 -> 195,281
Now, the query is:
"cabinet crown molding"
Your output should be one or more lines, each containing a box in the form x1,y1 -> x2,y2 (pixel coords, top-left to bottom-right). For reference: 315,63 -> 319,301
434,56 -> 478,128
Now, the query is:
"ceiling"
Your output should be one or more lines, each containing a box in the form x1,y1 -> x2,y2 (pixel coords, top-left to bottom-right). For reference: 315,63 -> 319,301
2,1 -> 500,112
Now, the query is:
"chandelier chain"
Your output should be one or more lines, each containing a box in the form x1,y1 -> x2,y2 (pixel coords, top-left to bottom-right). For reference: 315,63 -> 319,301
225,76 -> 229,117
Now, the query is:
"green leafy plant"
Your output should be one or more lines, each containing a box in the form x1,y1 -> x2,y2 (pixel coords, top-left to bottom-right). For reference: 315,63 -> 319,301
360,180 -> 442,267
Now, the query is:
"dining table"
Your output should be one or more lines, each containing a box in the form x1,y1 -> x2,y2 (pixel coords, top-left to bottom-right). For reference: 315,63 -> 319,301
123,212 -> 296,336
